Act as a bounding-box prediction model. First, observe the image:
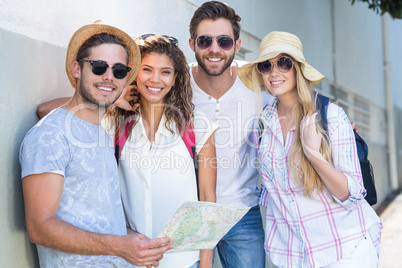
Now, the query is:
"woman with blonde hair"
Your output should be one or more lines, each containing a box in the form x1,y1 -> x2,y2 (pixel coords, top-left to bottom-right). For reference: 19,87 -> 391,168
238,31 -> 382,267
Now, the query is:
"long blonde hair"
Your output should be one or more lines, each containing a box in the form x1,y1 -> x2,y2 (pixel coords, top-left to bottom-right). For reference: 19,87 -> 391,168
254,57 -> 332,197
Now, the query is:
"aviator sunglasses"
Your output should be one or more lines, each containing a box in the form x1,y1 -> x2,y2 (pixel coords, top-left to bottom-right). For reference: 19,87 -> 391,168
140,34 -> 178,45
195,35 -> 235,51
79,60 -> 131,79
257,56 -> 294,74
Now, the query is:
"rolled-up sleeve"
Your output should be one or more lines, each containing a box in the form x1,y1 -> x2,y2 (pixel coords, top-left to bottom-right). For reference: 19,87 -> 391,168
327,104 -> 366,210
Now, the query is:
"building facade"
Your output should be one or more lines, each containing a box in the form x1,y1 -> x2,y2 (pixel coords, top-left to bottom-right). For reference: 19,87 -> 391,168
1,0 -> 401,266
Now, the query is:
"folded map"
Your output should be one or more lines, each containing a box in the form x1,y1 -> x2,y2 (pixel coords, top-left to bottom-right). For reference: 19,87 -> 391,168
157,201 -> 250,251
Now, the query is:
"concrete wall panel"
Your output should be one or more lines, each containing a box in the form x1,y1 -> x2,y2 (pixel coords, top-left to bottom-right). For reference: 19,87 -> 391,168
334,1 -> 384,106
0,28 -> 72,267
0,0 -> 401,266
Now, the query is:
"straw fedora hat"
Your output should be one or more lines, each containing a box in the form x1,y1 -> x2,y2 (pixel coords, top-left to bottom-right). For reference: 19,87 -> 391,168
238,31 -> 324,91
66,20 -> 140,89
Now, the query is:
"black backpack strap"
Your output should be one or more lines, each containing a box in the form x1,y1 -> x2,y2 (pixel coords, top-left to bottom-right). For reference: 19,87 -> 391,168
315,94 -> 330,134
191,145 -> 199,201
180,123 -> 199,201
258,103 -> 271,145
258,118 -> 265,145
354,131 -> 368,160
114,145 -> 120,163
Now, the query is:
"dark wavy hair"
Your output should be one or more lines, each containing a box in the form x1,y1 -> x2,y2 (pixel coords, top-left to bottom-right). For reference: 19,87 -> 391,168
189,1 -> 241,40
105,35 -> 193,139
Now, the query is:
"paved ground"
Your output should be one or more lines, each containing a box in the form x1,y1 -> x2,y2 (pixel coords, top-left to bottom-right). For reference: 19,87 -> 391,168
379,192 -> 402,268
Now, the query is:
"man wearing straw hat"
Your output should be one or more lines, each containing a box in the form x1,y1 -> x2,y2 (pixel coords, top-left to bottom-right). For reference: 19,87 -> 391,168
19,21 -> 172,267
188,1 -> 273,267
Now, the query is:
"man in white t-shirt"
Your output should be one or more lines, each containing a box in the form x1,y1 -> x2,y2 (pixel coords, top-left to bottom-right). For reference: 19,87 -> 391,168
188,2 -> 273,267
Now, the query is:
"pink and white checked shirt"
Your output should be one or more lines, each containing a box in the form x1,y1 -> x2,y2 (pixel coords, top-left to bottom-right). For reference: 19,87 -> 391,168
256,100 -> 382,268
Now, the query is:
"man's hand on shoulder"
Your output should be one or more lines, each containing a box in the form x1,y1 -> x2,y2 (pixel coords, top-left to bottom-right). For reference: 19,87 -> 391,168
113,85 -> 140,111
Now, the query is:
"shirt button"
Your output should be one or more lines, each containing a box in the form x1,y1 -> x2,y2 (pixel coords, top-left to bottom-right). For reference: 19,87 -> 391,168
216,100 -> 220,104
208,96 -> 212,100
216,109 -> 219,113
215,117 -> 218,121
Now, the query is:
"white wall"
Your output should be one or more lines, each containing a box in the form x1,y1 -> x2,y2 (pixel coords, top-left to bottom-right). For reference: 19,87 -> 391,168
334,0 -> 385,105
0,28 -> 70,267
388,16 -> 402,110
1,0 -> 401,267
233,0 -> 334,84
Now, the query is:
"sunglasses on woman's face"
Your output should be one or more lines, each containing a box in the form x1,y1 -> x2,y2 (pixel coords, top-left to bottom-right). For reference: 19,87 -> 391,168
79,60 -> 131,79
195,35 -> 235,51
140,34 -> 178,45
257,56 -> 294,74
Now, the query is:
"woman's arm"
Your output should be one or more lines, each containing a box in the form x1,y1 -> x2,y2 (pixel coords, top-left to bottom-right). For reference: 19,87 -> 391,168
36,85 -> 139,119
37,97 -> 72,118
197,133 -> 217,203
197,134 -> 217,268
300,112 -> 350,201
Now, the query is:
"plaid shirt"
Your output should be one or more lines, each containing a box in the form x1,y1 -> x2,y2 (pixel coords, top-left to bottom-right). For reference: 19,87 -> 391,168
256,100 -> 382,268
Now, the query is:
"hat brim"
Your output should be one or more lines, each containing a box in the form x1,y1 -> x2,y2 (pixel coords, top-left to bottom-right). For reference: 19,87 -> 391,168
66,23 -> 140,89
239,51 -> 324,91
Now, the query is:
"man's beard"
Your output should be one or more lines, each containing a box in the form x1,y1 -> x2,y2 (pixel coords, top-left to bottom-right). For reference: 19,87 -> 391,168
195,52 -> 235,77
78,79 -> 120,111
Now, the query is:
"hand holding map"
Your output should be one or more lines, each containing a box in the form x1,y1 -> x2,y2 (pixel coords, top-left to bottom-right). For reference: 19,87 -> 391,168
157,201 -> 250,251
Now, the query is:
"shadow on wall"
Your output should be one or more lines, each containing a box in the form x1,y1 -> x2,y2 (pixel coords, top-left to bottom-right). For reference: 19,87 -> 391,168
0,28 -> 74,267
396,107 -> 402,187
10,109 -> 41,267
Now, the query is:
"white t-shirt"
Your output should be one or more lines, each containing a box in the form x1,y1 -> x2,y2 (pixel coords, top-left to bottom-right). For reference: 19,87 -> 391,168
118,109 -> 218,268
190,62 -> 274,207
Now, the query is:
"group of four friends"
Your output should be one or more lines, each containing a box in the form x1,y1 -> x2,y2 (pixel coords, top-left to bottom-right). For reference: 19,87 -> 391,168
19,1 -> 382,267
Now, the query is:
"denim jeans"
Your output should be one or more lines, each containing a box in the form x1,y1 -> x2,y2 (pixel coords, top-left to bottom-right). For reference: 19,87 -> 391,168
215,205 -> 265,268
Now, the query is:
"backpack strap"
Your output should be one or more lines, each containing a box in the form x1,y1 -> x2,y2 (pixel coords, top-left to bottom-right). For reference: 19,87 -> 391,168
315,94 -> 330,134
179,124 -> 199,201
257,103 -> 271,146
354,131 -> 368,160
180,125 -> 196,158
114,121 -> 200,201
114,120 -> 134,163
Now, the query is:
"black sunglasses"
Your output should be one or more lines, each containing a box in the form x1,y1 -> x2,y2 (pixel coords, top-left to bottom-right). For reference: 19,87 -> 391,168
257,56 -> 294,74
79,60 -> 131,79
140,34 -> 178,45
195,35 -> 235,51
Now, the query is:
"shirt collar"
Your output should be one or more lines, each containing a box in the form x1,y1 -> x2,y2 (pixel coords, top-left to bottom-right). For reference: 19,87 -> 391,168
264,98 -> 296,132
264,98 -> 279,131
157,113 -> 174,138
132,111 -> 174,141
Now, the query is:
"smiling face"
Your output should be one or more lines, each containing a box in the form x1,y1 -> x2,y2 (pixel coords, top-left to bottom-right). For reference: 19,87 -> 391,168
74,43 -> 128,109
191,18 -> 240,76
136,52 -> 175,106
261,54 -> 297,98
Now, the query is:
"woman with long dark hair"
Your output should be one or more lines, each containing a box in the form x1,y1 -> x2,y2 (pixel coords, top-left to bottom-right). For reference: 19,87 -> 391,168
105,35 -> 217,268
